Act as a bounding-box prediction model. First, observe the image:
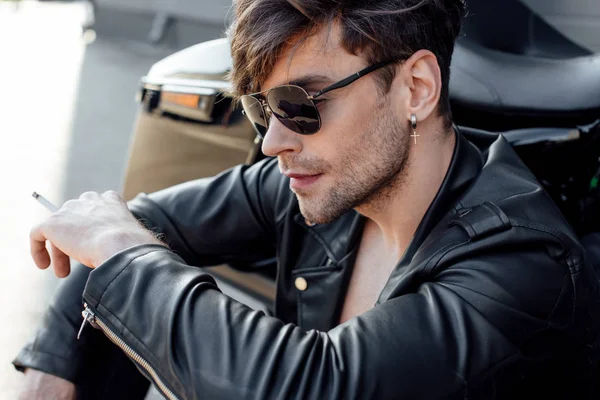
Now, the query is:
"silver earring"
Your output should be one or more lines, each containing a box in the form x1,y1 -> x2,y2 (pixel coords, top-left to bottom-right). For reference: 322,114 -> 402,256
410,114 -> 419,144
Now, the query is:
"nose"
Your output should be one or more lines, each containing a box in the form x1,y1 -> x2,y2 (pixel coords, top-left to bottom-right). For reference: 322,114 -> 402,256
261,118 -> 303,157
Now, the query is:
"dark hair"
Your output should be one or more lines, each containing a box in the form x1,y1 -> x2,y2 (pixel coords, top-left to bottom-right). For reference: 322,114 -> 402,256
228,0 -> 466,127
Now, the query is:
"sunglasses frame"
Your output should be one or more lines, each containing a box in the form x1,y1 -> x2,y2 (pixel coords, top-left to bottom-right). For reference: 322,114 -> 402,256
241,60 -> 394,137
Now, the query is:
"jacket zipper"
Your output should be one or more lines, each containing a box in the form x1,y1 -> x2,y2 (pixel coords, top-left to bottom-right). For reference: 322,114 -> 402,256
79,304 -> 180,400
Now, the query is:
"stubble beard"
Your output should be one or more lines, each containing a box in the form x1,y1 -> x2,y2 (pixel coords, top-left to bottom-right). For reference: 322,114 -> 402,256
293,107 -> 411,225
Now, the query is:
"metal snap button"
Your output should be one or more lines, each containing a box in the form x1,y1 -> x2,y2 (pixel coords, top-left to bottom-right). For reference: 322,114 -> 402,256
295,277 -> 308,291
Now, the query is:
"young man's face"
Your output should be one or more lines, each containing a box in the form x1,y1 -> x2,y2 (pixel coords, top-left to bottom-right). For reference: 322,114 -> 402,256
261,26 -> 412,224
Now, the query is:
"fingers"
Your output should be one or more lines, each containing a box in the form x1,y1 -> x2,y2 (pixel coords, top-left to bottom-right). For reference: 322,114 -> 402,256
79,191 -> 98,201
80,190 -> 121,200
30,224 -> 71,277
50,243 -> 71,278
102,190 -> 121,199
103,190 -> 126,206
29,189 -> 125,276
29,224 -> 50,270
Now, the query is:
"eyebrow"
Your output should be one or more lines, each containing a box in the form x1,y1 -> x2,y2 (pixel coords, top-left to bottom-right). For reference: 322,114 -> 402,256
288,74 -> 333,88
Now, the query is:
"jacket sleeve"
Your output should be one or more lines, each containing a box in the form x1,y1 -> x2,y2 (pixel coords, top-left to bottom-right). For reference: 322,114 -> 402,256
126,156 -> 282,267
81,237 -> 597,399
12,158 -> 284,382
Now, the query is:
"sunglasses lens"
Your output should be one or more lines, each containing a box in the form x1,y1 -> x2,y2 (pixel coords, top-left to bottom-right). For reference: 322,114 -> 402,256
241,95 -> 268,138
268,86 -> 320,134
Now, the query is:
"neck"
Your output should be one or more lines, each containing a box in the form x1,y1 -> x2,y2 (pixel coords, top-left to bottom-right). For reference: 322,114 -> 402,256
355,123 -> 456,258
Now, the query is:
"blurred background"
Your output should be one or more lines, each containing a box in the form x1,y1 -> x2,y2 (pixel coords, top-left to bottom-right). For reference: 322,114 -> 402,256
0,0 -> 598,398
0,0 -> 230,397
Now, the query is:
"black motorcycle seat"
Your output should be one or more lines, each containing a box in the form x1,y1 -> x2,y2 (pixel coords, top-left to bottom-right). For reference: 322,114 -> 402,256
450,41 -> 600,117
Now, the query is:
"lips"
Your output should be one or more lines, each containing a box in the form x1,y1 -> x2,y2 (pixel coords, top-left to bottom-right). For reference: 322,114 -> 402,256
285,173 -> 323,190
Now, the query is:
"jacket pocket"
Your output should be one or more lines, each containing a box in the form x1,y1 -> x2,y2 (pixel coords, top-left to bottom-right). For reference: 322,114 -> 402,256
291,261 -> 347,331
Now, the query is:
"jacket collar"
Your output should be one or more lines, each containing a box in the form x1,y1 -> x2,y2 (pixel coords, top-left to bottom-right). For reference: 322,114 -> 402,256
376,129 -> 484,302
401,128 -> 483,262
294,129 -> 484,265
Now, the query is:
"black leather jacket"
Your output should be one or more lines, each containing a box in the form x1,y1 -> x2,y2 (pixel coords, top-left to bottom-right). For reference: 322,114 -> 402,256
14,131 -> 600,399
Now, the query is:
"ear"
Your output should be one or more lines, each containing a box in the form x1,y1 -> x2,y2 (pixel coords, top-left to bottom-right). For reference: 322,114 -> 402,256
397,49 -> 442,123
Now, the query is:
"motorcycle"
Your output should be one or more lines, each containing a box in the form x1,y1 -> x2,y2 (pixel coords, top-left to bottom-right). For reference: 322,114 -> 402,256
449,0 -> 600,269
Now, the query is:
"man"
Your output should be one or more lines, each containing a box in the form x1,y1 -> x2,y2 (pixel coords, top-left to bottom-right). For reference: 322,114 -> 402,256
14,0 -> 600,398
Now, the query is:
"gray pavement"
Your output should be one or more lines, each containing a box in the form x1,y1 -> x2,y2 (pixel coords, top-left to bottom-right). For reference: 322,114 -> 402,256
0,2 -> 175,398
60,34 -> 173,202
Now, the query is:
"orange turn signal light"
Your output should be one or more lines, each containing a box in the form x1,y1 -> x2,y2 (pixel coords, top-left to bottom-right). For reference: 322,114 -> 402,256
161,92 -> 201,109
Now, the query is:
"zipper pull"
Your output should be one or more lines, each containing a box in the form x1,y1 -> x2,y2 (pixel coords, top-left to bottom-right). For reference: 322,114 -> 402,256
77,304 -> 99,339
77,318 -> 87,340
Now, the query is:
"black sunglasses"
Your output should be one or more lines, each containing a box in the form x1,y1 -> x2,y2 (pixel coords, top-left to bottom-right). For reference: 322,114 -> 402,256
240,61 -> 393,138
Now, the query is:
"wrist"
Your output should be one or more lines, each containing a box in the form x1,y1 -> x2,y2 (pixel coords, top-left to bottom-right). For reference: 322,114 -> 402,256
20,369 -> 76,400
93,229 -> 167,268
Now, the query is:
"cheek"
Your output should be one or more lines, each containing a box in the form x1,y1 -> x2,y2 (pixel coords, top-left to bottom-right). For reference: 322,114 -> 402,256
300,97 -> 380,168
328,96 -> 373,125
320,100 -> 374,143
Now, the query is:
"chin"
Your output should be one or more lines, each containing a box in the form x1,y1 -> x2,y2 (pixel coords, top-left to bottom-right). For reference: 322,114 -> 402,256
297,197 -> 347,225
297,199 -> 325,224
300,211 -> 333,225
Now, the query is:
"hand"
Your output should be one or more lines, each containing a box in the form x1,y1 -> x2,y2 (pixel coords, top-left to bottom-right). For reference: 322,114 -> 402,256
30,191 -> 165,277
18,369 -> 76,400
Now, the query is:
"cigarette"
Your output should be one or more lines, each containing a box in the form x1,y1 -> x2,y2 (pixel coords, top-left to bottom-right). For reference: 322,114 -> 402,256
32,192 -> 59,213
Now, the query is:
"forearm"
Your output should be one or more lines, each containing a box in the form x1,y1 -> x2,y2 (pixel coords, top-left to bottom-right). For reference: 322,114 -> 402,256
81,245 -> 480,400
18,369 -> 76,400
82,245 -> 350,400
13,262 -> 92,382
12,260 -> 147,393
125,160 -> 280,268
15,159 -> 280,383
